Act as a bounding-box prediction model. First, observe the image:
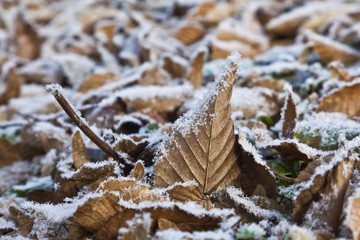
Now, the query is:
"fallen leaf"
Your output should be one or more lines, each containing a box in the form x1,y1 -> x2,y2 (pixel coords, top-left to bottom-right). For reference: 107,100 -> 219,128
154,53 -> 242,194
72,131 -> 91,170
307,31 -> 360,66
282,86 -> 297,139
130,161 -> 145,181
117,85 -> 193,112
173,22 -> 205,46
69,192 -> 119,232
236,134 -> 278,198
328,61 -> 355,82
166,183 -> 212,209
0,68 -> 22,104
163,55 -> 188,79
15,14 -> 42,60
293,144 -> 360,237
78,72 -> 117,93
316,82 -> 360,118
343,187 -> 360,239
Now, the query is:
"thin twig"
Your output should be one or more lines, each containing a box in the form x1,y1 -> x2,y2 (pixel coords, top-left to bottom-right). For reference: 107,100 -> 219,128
273,171 -> 295,182
47,85 -> 123,164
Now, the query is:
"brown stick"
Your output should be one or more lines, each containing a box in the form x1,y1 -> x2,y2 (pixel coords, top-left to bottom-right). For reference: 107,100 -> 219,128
47,85 -> 123,164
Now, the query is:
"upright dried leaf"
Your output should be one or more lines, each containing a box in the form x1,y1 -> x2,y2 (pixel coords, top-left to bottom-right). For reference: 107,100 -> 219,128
72,131 -> 91,169
316,82 -> 360,118
282,86 -> 297,139
154,52 -> 241,194
188,50 -> 206,88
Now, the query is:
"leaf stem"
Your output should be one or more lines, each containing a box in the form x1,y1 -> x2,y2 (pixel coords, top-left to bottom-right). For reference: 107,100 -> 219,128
273,171 -> 295,182
48,86 -> 123,164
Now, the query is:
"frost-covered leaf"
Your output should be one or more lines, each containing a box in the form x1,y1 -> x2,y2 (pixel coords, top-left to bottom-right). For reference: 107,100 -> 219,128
307,31 -> 360,66
117,85 -> 193,112
154,53 -> 241,194
295,112 -> 360,150
72,131 -> 91,170
166,182 -> 212,209
78,72 -> 117,93
316,82 -> 360,118
281,85 -> 297,139
293,140 -> 360,237
236,134 -> 278,198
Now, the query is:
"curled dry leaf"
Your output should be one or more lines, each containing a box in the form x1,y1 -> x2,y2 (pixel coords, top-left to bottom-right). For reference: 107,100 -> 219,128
15,14 -> 42,60
72,131 -> 91,169
316,82 -> 360,118
307,31 -> 360,66
281,86 -> 297,139
154,53 -> 242,194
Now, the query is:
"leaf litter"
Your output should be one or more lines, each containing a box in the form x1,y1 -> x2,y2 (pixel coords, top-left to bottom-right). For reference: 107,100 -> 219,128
1,0 -> 360,239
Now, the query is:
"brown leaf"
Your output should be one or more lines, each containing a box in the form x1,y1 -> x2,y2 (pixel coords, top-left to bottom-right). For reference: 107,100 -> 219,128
282,86 -> 297,139
154,53 -> 242,194
166,183 -> 212,209
138,66 -> 171,86
71,161 -> 117,181
0,139 -> 45,167
119,213 -> 152,240
343,188 -> 360,239
266,4 -> 325,37
78,72 -> 117,93
173,22 -> 205,46
188,50 -> 206,88
69,192 -> 119,232
236,134 -> 278,198
248,77 -> 285,92
0,68 -> 22,104
15,14 -> 42,60
307,31 -> 360,66
9,206 -> 34,236
316,82 -> 360,118
293,152 -> 360,236
72,131 -> 91,170
130,161 -> 145,181
118,85 -> 192,112
328,61 -> 355,82
163,55 -> 188,79
158,218 -> 179,231
263,140 -> 321,165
